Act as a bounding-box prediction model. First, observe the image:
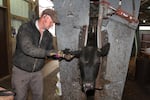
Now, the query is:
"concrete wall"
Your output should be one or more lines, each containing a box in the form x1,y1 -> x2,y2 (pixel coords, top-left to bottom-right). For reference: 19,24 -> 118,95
98,0 -> 141,100
101,21 -> 136,100
53,0 -> 141,100
54,0 -> 89,99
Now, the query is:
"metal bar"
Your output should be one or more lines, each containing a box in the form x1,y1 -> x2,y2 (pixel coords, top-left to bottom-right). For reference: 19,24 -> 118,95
84,25 -> 89,47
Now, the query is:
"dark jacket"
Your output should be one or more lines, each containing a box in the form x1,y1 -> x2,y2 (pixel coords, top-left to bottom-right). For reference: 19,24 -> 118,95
13,19 -> 53,72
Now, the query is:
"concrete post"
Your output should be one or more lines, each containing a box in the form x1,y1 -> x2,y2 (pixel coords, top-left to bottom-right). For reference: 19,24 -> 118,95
54,0 -> 89,99
98,0 -> 141,100
53,0 -> 141,99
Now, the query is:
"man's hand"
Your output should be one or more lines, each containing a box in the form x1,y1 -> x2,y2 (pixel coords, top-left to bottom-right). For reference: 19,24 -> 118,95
49,50 -> 64,58
49,49 -> 74,60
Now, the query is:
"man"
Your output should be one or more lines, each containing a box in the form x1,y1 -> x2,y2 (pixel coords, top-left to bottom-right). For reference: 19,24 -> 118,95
12,9 -> 69,100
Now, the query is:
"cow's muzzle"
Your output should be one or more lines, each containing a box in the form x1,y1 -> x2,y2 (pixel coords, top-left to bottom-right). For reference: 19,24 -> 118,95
82,82 -> 94,93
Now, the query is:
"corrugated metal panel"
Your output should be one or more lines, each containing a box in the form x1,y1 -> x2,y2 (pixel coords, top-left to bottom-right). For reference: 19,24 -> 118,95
10,0 -> 29,18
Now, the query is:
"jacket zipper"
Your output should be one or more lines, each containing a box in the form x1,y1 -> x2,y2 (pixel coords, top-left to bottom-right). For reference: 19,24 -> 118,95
32,59 -> 38,72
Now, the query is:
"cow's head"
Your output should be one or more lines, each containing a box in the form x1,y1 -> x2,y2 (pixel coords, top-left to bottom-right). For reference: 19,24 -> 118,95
78,43 -> 110,93
62,43 -> 110,94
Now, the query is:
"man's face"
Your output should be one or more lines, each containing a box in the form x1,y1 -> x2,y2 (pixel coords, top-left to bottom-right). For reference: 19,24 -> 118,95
43,15 -> 54,29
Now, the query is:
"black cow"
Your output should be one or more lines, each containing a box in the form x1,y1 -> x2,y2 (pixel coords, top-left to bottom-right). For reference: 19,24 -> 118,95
63,42 -> 110,95
78,43 -> 110,93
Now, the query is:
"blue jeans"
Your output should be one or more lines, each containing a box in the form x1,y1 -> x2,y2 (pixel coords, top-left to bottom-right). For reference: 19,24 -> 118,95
11,66 -> 43,100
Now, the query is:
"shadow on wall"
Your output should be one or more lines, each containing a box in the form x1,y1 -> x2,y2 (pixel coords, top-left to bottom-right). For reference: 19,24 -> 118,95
42,60 -> 59,77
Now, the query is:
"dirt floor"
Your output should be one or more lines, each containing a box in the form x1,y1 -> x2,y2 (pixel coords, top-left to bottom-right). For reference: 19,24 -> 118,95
33,74 -> 150,100
43,68 -> 62,100
1,67 -> 150,100
0,68 -> 62,100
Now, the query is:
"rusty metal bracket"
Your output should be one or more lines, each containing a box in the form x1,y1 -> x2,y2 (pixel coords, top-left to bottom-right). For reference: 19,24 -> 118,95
91,0 -> 139,23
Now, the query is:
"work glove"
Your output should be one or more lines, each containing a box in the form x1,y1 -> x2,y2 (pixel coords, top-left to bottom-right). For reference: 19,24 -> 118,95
49,50 -> 64,58
48,49 -> 74,60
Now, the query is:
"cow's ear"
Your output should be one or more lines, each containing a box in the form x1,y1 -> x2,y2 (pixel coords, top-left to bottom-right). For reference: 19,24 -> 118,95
97,43 -> 110,57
